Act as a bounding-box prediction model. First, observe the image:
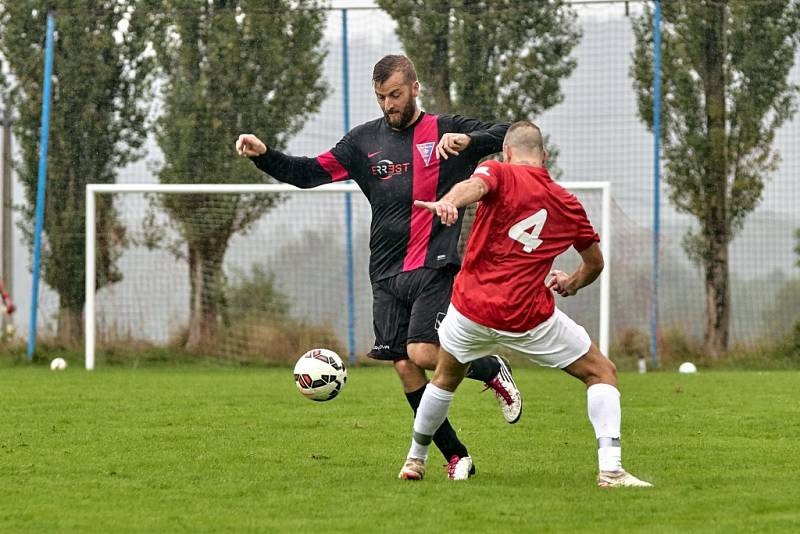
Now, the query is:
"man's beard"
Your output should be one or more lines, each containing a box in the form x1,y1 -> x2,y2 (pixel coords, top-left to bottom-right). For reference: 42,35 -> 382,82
384,98 -> 417,129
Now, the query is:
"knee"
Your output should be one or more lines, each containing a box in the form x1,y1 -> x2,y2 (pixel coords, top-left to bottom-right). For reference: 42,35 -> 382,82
394,358 -> 420,378
393,358 -> 427,390
578,345 -> 617,387
589,356 -> 617,387
430,372 -> 461,393
406,343 -> 438,371
430,354 -> 469,392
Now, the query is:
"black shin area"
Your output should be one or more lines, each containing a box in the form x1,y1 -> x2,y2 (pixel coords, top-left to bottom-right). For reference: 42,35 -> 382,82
464,356 -> 500,382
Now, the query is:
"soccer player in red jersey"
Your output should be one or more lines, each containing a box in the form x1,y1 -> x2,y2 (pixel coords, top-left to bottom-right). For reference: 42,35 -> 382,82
399,121 -> 652,487
237,55 -> 522,479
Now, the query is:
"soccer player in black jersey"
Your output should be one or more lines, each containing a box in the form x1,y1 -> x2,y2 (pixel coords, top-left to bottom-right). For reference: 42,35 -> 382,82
236,55 -> 522,480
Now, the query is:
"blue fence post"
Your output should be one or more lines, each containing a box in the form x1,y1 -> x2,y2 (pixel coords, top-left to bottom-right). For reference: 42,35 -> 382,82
28,12 -> 56,359
650,0 -> 662,369
342,9 -> 357,366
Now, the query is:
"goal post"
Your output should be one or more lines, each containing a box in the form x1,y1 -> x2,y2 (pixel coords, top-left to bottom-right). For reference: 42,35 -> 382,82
84,181 -> 611,370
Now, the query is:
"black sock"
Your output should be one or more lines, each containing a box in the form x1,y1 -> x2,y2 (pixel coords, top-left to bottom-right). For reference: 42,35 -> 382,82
465,355 -> 501,382
405,385 -> 469,461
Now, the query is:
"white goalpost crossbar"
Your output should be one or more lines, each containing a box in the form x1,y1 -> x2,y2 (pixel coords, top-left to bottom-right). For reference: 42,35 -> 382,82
84,181 -> 611,370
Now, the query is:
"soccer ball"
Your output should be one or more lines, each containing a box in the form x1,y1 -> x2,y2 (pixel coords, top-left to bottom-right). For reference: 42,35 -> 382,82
678,361 -> 697,374
293,348 -> 347,401
50,357 -> 68,371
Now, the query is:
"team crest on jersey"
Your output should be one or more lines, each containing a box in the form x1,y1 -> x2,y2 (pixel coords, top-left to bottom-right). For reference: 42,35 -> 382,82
416,142 -> 435,167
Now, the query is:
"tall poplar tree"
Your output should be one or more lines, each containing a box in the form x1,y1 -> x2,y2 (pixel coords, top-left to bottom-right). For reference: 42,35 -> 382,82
631,0 -> 800,355
150,0 -> 327,349
0,1 -> 153,343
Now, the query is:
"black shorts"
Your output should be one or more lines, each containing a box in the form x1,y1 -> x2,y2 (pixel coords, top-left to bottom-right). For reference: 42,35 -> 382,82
368,268 -> 454,361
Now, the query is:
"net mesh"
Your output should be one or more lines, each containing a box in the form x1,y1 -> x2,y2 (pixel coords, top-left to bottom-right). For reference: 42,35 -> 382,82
92,190 -> 370,362
16,1 -> 799,359
91,184 -> 608,363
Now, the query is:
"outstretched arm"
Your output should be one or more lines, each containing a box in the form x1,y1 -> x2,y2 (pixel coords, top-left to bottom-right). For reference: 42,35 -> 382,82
413,177 -> 489,226
546,242 -> 604,297
236,133 -> 353,189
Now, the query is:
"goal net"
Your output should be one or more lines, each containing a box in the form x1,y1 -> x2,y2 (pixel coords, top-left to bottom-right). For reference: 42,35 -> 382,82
84,182 -> 611,370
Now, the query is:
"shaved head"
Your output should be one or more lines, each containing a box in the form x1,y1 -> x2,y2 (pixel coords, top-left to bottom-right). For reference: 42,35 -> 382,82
504,121 -> 544,154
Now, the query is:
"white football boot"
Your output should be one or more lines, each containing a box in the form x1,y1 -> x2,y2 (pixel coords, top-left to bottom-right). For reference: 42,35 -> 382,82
597,470 -> 653,488
483,357 -> 523,424
446,455 -> 474,481
398,458 -> 426,481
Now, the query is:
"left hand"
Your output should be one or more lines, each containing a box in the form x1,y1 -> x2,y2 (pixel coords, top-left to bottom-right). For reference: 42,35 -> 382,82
546,270 -> 575,297
414,200 -> 459,226
235,134 -> 267,157
436,133 -> 471,160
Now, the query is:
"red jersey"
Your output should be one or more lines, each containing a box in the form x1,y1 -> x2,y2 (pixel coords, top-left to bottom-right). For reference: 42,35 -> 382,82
451,159 -> 599,332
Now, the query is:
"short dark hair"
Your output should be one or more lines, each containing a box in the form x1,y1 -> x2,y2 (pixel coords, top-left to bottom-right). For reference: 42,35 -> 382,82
372,54 -> 418,85
504,121 -> 544,153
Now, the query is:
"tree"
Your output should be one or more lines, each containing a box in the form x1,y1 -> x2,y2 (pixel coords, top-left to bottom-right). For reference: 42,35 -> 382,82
761,270 -> 800,340
631,0 -> 800,356
0,1 -> 154,343
149,1 -> 327,349
795,228 -> 800,268
378,0 -> 579,120
377,0 -> 581,252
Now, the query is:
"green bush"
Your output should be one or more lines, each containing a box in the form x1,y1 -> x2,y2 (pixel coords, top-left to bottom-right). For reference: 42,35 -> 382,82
222,265 -> 290,324
609,328 -> 651,371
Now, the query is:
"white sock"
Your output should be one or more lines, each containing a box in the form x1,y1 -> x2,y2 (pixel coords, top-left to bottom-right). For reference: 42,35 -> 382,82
407,383 -> 454,460
587,383 -> 623,472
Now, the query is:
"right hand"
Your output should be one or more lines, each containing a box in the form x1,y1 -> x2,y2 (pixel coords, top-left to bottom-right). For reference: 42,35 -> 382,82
546,270 -> 575,297
414,200 -> 459,226
436,133 -> 471,160
236,134 -> 267,157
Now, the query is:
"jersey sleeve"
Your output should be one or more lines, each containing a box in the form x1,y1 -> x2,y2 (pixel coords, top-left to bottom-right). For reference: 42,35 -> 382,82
470,159 -> 503,203
446,115 -> 509,159
250,134 -> 357,189
569,198 -> 601,251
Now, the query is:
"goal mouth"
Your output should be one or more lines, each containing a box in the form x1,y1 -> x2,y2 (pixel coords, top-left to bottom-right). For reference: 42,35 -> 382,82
84,182 -> 610,370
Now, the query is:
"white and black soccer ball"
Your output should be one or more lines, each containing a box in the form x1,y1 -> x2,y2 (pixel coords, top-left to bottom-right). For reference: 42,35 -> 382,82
50,357 -> 68,371
293,348 -> 347,402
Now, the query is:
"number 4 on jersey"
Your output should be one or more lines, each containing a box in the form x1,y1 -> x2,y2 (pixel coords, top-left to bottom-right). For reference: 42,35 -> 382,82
508,209 -> 548,252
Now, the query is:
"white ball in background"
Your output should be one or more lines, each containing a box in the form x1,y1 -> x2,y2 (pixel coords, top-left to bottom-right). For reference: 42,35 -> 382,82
678,361 -> 697,374
50,357 -> 68,371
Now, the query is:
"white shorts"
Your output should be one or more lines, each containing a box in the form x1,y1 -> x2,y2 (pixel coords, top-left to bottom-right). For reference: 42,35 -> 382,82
437,304 -> 592,369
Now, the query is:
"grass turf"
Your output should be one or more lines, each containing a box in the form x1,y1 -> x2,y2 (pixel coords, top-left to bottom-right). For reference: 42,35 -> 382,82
0,365 -> 798,533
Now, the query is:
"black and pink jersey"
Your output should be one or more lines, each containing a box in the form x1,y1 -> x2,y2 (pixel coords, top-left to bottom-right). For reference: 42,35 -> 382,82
250,112 -> 508,282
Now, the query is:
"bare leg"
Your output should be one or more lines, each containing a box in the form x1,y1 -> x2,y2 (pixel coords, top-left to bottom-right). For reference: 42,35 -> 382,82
396,345 -> 469,462
564,344 -> 621,463
406,342 -> 440,372
431,349 -> 470,392
562,343 -> 617,388
393,356 -> 429,393
407,348 -> 469,459
562,344 -> 650,486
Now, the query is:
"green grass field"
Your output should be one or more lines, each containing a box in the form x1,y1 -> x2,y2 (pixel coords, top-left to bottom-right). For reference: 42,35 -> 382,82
1,363 -> 799,533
